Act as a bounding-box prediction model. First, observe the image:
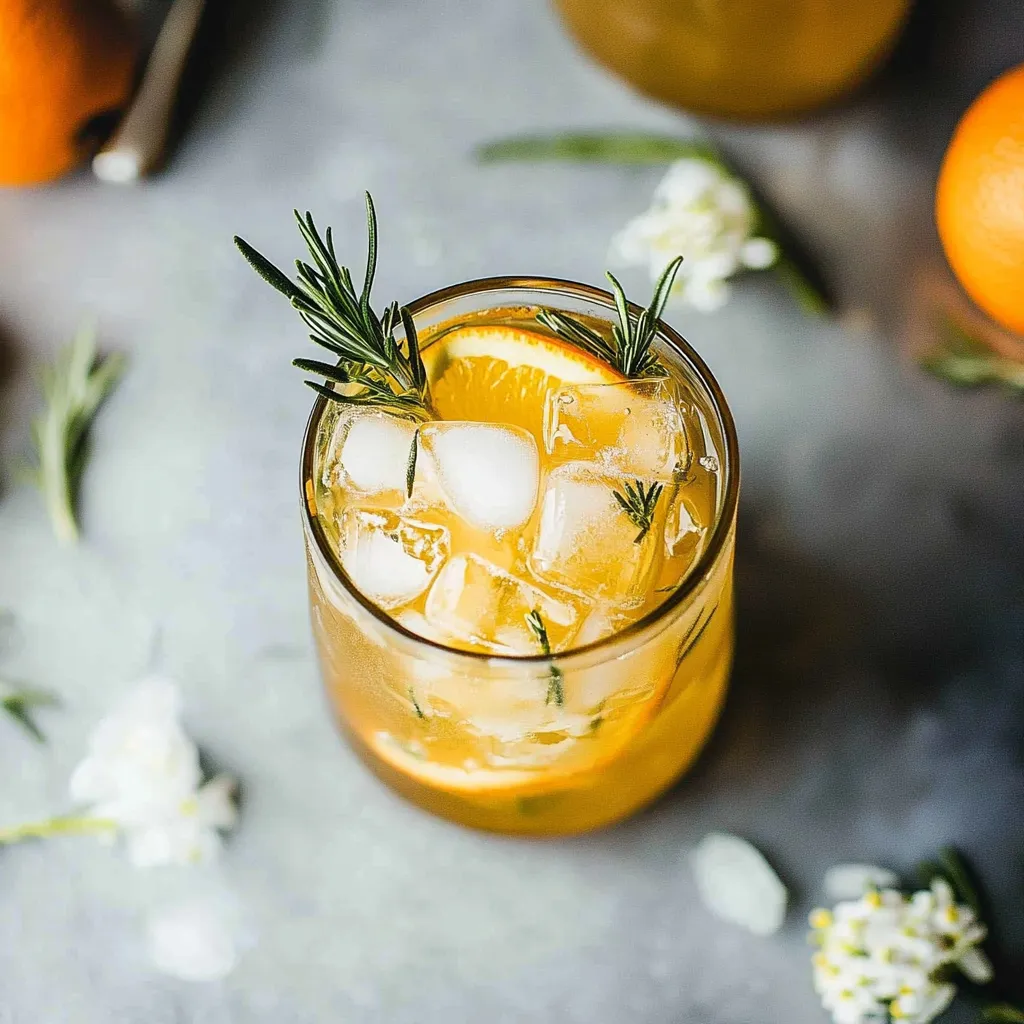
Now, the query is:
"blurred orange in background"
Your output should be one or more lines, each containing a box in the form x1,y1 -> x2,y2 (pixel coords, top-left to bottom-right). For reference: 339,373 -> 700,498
0,0 -> 137,186
936,63 -> 1024,337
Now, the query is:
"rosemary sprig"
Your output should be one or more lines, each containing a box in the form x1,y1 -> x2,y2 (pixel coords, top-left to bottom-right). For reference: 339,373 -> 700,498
1,682 -> 58,743
477,132 -> 722,165
234,193 -> 434,419
28,323 -> 126,545
538,257 -> 682,379
919,318 -> 1024,394
524,609 -> 565,707
612,479 -> 664,543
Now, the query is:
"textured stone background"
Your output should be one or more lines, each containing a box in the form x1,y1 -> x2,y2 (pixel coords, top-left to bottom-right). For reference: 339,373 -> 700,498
0,0 -> 1021,1020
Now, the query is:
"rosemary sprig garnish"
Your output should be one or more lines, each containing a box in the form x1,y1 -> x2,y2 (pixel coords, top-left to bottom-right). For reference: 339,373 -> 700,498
234,193 -> 434,419
524,609 -> 565,707
28,323 -> 126,545
538,257 -> 682,379
1,682 -> 58,743
612,479 -> 664,543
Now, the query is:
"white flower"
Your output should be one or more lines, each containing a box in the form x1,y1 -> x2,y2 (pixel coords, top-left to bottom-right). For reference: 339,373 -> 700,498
70,677 -> 237,867
689,831 -> 788,936
809,880 -> 991,1024
610,158 -> 778,312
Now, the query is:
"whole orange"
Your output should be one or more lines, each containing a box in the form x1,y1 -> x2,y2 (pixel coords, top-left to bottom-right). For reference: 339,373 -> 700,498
936,63 -> 1024,336
0,0 -> 137,187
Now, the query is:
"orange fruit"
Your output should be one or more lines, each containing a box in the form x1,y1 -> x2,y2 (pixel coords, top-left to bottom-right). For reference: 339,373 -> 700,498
0,0 -> 138,186
936,63 -> 1024,336
423,325 -> 620,445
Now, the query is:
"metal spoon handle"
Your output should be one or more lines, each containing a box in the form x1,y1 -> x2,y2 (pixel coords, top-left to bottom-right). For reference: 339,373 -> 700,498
93,0 -> 207,183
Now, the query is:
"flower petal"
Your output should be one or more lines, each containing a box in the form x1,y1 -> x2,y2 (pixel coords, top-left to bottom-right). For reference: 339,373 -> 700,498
197,775 -> 238,832
147,897 -> 243,982
956,945 -> 994,984
823,864 -> 900,902
689,831 -> 788,936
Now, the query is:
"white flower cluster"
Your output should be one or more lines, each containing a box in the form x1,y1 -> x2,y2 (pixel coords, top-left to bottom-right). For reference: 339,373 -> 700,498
70,677 -> 237,868
810,880 -> 992,1024
610,158 -> 778,312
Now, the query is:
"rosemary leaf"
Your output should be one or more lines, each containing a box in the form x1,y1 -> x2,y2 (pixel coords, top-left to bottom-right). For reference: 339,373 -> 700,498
524,609 -> 565,707
407,686 -> 425,720
477,131 -> 723,166
406,428 -> 419,499
1,683 -> 58,743
982,1005 -> 1024,1023
937,846 -> 983,918
29,323 -> 126,545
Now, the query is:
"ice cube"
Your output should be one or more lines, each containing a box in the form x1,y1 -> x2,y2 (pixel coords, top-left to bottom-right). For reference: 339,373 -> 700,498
393,608 -> 452,646
665,491 -> 704,556
424,553 -> 578,655
529,462 -> 663,605
330,410 -> 418,496
418,422 -> 539,532
338,508 -> 449,609
544,377 -> 687,481
574,605 -> 631,646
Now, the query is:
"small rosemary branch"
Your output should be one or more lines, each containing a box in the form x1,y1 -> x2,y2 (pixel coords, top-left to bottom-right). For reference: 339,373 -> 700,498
524,609 -> 565,707
234,192 -> 434,418
612,480 -> 664,543
538,257 -> 682,379
28,323 -> 126,545
919,317 -> 1024,394
0,682 -> 58,743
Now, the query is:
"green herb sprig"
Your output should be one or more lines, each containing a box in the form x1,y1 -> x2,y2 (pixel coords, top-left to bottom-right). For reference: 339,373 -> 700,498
28,323 -> 126,545
920,318 -> 1024,394
612,479 -> 664,543
538,257 -> 682,379
1,682 -> 58,742
234,193 -> 433,419
524,609 -> 565,707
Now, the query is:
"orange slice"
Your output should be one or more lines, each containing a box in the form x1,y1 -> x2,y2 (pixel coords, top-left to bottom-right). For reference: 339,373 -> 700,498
423,325 -> 620,446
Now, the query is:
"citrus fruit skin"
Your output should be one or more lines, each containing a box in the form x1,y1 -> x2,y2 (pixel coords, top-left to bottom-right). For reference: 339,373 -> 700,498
0,0 -> 138,186
936,63 -> 1024,336
424,325 -> 620,446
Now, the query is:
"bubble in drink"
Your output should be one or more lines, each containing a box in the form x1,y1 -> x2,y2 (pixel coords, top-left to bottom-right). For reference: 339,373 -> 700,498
530,462 -> 662,606
418,422 -> 540,532
424,553 -> 578,654
338,508 -> 449,609
329,410 -> 417,496
544,377 -> 687,481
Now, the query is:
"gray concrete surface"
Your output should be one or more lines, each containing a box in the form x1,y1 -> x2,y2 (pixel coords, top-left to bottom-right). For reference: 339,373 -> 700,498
0,0 -> 1021,1020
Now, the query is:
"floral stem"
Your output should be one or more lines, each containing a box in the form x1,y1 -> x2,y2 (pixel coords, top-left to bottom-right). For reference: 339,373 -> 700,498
0,814 -> 116,846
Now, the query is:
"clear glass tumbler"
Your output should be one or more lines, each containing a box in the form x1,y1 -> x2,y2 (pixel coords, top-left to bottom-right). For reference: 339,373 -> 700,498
302,277 -> 739,834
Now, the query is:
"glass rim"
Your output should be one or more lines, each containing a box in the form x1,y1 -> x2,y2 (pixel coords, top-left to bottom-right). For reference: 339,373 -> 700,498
300,274 -> 740,665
